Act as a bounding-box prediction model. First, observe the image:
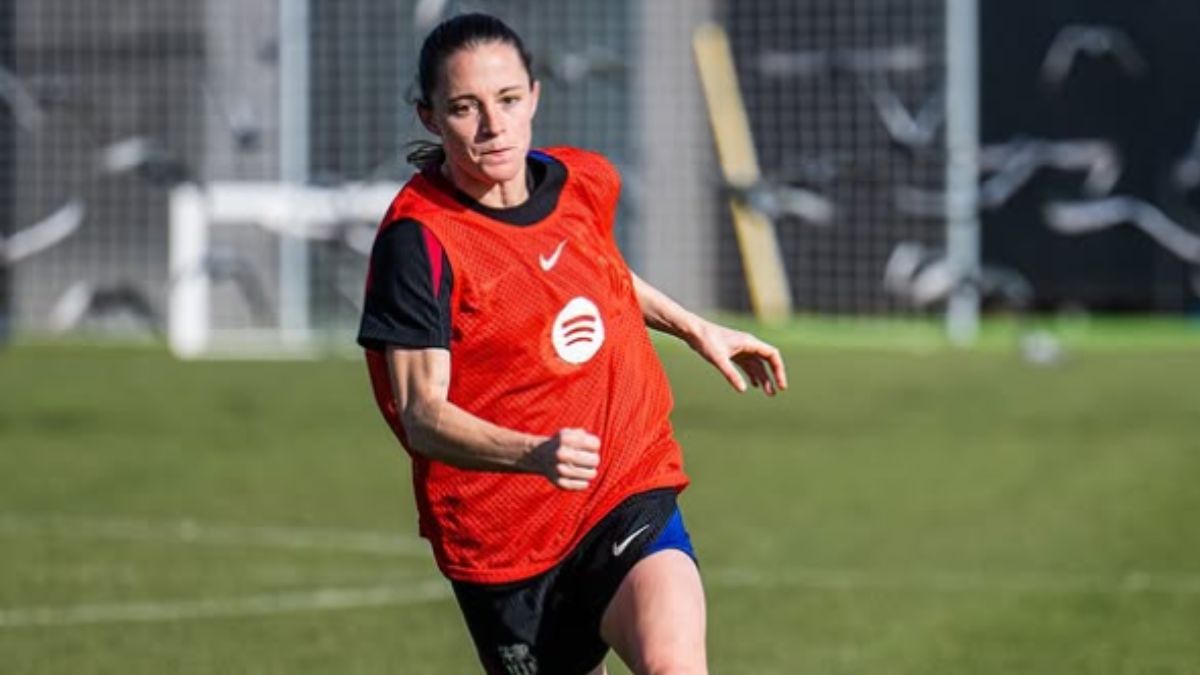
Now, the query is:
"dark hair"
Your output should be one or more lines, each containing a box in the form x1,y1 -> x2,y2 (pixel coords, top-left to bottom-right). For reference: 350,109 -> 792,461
406,13 -> 536,168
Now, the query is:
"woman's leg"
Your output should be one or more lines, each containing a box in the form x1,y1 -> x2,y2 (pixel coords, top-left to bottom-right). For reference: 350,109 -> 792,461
599,550 -> 707,675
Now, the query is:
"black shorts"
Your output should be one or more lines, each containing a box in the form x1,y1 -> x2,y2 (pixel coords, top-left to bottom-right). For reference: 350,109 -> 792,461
451,488 -> 696,675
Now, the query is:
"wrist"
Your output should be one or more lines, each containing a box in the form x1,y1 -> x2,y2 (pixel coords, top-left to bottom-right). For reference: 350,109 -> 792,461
515,433 -> 550,474
678,314 -> 709,349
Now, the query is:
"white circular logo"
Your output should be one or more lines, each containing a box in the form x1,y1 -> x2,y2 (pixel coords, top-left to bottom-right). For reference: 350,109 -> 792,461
551,297 -> 605,364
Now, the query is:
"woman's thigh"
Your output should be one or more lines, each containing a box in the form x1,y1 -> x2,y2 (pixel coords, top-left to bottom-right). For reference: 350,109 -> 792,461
599,549 -> 708,675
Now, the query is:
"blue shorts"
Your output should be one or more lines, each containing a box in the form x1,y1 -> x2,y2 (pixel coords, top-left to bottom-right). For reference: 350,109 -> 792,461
645,506 -> 697,561
451,489 -> 696,675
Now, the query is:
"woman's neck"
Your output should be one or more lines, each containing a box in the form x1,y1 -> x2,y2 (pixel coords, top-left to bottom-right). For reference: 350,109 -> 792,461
442,162 -> 529,209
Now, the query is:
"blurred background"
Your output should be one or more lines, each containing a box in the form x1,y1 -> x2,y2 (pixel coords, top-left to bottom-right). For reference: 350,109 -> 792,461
5,0 -> 1197,351
3,1 -> 1200,674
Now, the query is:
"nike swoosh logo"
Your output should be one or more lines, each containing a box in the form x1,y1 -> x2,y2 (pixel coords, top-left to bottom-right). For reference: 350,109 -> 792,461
539,240 -> 567,271
612,524 -> 651,557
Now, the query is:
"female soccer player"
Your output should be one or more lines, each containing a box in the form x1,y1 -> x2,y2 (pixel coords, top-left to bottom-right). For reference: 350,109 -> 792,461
358,13 -> 787,675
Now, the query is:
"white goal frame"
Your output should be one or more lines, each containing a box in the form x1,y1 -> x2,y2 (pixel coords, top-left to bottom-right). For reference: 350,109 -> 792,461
168,182 -> 398,359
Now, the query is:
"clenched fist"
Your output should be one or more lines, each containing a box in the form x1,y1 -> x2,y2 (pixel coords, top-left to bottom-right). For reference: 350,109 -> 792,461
532,428 -> 601,490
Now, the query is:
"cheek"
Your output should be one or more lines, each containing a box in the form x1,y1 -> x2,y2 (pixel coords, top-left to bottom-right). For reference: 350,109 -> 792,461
442,118 -> 467,139
504,112 -> 529,144
442,122 -> 476,150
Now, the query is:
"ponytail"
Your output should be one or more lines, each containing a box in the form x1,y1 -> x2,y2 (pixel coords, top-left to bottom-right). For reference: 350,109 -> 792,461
405,140 -> 445,170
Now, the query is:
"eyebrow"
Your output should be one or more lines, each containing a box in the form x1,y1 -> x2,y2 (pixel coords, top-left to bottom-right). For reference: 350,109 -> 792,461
445,85 -> 525,104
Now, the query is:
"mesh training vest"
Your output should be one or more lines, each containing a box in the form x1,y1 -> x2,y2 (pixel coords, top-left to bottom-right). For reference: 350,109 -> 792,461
364,147 -> 688,583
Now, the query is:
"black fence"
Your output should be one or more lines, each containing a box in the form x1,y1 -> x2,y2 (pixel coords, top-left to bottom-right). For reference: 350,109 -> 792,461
981,0 -> 1200,313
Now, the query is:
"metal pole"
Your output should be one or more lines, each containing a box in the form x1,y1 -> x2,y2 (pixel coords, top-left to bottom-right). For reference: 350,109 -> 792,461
279,0 -> 311,344
0,0 -> 15,345
636,0 -> 716,312
944,0 -> 981,345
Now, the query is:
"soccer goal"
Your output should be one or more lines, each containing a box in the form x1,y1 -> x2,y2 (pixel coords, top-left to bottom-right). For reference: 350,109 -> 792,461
168,182 -> 398,359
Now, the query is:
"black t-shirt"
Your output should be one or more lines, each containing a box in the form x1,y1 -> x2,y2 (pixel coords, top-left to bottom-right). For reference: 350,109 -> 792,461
357,153 -> 567,351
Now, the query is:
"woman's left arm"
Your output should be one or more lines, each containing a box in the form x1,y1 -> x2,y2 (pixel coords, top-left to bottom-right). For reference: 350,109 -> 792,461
631,272 -> 788,396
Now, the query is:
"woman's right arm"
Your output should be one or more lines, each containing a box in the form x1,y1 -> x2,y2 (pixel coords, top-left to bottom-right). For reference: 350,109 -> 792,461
388,346 -> 601,490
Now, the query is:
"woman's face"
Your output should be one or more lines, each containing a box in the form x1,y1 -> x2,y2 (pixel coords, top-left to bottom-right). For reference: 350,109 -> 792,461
422,41 -> 539,191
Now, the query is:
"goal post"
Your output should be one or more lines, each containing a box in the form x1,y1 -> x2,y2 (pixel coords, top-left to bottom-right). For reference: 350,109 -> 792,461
168,182 -> 398,359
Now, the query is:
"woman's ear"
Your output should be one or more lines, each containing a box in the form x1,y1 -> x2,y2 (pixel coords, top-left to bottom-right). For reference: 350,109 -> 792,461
417,104 -> 441,137
529,80 -> 541,120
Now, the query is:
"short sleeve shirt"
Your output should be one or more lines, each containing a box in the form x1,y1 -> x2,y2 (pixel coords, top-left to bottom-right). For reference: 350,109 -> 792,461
357,155 -> 565,351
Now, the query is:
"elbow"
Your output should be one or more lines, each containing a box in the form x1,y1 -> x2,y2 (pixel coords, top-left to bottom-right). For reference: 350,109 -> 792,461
400,398 -> 444,460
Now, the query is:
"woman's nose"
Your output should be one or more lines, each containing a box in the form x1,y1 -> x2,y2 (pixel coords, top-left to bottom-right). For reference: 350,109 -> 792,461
478,103 -> 504,138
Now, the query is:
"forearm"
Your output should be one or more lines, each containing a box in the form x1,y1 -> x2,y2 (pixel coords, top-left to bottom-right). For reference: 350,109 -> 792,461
387,346 -> 546,472
631,272 -> 706,345
629,273 -> 788,395
404,396 -> 545,472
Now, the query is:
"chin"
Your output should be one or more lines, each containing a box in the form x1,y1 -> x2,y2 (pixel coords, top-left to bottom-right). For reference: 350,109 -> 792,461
477,160 -> 523,184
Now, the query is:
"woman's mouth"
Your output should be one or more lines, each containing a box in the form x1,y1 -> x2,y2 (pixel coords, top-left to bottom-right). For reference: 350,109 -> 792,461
480,147 -> 513,158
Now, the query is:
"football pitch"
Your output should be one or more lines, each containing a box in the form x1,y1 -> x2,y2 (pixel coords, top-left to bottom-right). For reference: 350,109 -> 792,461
2,331 -> 1200,674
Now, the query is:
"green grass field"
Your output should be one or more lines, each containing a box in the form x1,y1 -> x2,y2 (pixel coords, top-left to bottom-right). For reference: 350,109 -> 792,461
2,334 -> 1200,674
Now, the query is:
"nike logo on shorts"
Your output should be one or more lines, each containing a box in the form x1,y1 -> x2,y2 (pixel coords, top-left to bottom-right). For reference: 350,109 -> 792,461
612,524 -> 651,557
539,240 -> 567,271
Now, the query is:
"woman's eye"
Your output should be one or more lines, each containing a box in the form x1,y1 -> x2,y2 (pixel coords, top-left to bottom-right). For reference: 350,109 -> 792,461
501,96 -> 520,106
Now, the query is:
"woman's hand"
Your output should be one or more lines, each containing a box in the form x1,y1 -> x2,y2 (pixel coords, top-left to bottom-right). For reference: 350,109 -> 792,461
686,321 -> 788,396
531,428 -> 601,490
